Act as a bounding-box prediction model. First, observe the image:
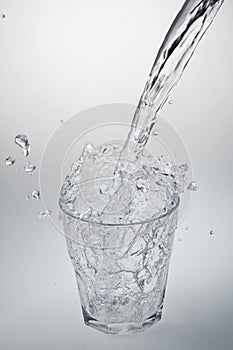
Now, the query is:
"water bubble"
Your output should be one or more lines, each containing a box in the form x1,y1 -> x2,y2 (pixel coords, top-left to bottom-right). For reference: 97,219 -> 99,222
24,161 -> 36,175
187,181 -> 197,191
38,209 -> 51,218
5,156 -> 15,166
1,13 -> 6,19
209,230 -> 214,236
15,134 -> 30,157
99,183 -> 109,194
168,100 -> 173,105
80,209 -> 92,220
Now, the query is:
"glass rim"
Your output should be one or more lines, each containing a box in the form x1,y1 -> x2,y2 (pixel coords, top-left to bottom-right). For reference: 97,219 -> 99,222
59,196 -> 180,227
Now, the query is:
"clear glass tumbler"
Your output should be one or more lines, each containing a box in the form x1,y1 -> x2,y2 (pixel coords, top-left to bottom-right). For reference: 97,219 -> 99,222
60,191 -> 179,334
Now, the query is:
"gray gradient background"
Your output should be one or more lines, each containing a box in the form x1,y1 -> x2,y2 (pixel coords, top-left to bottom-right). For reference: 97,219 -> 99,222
1,0 -> 233,349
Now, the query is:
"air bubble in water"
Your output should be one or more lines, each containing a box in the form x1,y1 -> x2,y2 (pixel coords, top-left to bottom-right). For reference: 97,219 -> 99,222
100,183 -> 109,194
38,209 -> 51,218
5,156 -> 15,166
187,181 -> 197,191
209,230 -> 214,236
15,134 -> 30,157
80,209 -> 92,220
24,161 -> 36,175
180,164 -> 189,172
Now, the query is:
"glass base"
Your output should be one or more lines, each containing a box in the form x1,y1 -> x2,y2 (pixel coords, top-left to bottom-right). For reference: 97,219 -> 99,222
82,309 -> 163,334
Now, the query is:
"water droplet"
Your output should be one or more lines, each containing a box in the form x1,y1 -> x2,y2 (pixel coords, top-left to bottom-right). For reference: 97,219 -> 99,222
168,100 -> 173,105
38,209 -> 51,218
31,190 -> 40,200
187,181 -> 197,191
15,134 -> 30,157
99,183 -> 109,194
1,13 -> 6,19
209,230 -> 214,236
5,156 -> 15,166
24,161 -> 36,175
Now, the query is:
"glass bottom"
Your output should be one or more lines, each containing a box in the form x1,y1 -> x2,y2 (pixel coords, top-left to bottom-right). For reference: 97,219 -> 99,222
82,309 -> 163,335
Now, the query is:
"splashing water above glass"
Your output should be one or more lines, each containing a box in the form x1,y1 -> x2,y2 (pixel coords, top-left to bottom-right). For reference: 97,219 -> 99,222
59,0 -> 225,334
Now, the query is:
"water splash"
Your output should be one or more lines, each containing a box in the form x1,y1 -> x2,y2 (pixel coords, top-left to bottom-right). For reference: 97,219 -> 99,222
120,0 -> 224,163
5,156 -> 15,166
15,134 -> 31,157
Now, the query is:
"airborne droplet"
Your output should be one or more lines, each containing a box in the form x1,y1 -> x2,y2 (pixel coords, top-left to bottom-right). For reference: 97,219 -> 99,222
24,161 -> 36,175
38,209 -> 51,218
15,134 -> 31,157
31,190 -> 40,200
5,156 -> 15,166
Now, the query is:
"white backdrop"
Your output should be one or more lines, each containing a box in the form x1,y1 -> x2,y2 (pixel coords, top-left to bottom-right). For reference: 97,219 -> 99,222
1,1 -> 233,349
